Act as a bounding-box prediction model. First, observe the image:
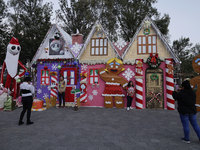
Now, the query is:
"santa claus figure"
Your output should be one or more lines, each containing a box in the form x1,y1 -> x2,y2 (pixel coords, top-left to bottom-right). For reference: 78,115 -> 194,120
0,37 -> 27,99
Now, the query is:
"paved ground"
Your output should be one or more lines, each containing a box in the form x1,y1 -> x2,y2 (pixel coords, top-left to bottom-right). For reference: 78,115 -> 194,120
0,106 -> 200,150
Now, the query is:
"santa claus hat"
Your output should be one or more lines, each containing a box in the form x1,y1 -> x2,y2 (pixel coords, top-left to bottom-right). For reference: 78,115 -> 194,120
9,37 -> 20,45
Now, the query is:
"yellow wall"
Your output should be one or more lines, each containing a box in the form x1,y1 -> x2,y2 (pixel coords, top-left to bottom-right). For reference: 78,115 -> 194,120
79,31 -> 118,61
123,26 -> 172,60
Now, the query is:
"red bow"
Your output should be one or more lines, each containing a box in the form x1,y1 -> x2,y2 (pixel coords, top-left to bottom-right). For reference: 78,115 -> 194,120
150,53 -> 158,63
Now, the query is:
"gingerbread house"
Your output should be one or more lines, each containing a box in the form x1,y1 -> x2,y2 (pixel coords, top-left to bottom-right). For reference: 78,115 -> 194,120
31,24 -> 82,107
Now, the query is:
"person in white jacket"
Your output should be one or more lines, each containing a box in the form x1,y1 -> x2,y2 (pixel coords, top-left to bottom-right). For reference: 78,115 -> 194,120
19,77 -> 35,125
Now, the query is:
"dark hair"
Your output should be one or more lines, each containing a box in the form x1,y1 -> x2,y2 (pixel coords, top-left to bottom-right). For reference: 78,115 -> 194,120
24,77 -> 31,82
182,80 -> 191,89
59,76 -> 64,80
127,81 -> 134,87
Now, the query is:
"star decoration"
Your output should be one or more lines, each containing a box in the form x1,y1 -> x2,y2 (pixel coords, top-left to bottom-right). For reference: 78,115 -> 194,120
143,20 -> 151,28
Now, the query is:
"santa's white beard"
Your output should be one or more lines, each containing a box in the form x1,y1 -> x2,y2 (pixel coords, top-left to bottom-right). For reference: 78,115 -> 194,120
5,51 -> 20,78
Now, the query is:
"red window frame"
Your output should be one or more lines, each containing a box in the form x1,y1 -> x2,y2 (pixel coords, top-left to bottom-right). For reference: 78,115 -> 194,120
61,68 -> 77,85
89,69 -> 99,85
41,69 -> 50,85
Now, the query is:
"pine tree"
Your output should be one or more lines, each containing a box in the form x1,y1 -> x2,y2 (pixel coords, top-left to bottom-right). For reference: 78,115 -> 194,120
7,0 -> 53,65
0,0 -> 11,66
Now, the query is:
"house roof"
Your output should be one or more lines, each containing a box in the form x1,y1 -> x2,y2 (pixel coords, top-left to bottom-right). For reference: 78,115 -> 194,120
121,15 -> 180,64
77,20 -> 121,60
31,24 -> 73,65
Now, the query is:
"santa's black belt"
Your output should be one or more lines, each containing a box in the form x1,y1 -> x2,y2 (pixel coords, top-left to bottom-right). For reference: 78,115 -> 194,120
21,89 -> 31,94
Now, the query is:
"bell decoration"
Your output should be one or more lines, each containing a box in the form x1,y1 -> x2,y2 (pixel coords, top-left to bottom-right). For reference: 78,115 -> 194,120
74,60 -> 78,66
44,64 -> 48,70
25,71 -> 30,77
57,63 -> 61,69
16,78 -> 21,83
40,61 -> 43,64
32,62 -> 37,68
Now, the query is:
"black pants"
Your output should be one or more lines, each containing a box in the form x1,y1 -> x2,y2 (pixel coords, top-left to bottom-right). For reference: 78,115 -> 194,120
58,92 -> 65,107
127,96 -> 133,107
19,96 -> 33,122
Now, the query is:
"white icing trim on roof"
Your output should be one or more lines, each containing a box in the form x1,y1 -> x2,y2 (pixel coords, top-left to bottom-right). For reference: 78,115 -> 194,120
122,15 -> 180,64
77,20 -> 120,59
31,24 -> 73,65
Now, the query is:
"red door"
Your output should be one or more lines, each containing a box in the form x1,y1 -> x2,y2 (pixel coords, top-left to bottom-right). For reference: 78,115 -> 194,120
61,68 -> 77,103
65,87 -> 75,102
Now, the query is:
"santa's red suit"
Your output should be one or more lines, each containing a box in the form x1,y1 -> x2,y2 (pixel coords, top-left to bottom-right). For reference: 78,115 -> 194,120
0,37 -> 27,99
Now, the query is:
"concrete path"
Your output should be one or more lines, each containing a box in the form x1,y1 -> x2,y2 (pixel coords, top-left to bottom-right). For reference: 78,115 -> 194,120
0,107 -> 200,150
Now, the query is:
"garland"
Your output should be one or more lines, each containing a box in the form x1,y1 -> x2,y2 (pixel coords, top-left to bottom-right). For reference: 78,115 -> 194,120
146,53 -> 161,68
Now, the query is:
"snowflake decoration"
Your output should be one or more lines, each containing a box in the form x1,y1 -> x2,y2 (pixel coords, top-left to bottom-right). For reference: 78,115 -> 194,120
122,68 -> 135,81
71,42 -> 82,54
81,64 -> 88,71
88,94 -> 93,101
43,93 -> 49,99
37,88 -> 42,94
92,90 -> 98,96
114,38 -> 127,50
51,64 -> 57,70
47,85 -> 51,91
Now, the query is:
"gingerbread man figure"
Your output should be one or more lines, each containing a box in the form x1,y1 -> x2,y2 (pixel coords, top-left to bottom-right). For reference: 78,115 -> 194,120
189,54 -> 200,111
136,61 -> 143,74
99,58 -> 128,108
167,63 -> 174,74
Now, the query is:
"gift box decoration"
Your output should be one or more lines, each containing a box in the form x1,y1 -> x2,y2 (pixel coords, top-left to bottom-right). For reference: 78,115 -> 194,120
4,96 -> 16,111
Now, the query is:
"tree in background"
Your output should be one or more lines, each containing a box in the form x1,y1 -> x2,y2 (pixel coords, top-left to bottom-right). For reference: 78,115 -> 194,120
172,37 -> 196,80
7,0 -> 53,65
56,0 -> 170,42
56,0 -> 96,40
0,0 -> 11,66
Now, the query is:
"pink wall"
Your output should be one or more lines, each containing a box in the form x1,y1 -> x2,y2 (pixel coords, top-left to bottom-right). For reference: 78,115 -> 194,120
81,61 -> 167,109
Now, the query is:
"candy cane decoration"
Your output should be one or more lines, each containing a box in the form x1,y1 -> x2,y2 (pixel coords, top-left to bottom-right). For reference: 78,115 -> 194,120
50,75 -> 58,98
135,59 -> 143,109
149,92 -> 162,103
80,71 -> 87,103
165,59 -> 175,110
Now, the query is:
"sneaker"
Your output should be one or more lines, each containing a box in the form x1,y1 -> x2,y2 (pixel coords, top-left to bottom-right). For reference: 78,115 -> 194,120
181,138 -> 190,144
127,107 -> 130,110
130,107 -> 133,110
63,106 -> 65,108
57,106 -> 61,108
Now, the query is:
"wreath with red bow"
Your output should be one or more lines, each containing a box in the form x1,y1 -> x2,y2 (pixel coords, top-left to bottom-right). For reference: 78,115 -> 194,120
146,53 -> 161,68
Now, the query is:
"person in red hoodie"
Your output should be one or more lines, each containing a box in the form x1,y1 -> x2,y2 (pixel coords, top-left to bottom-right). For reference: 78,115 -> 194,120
172,80 -> 200,144
126,81 -> 135,110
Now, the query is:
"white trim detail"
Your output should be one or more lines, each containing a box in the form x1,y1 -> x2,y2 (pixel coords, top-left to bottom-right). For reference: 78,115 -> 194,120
100,71 -> 105,74
105,82 -> 120,85
102,94 -> 125,97
123,83 -> 128,87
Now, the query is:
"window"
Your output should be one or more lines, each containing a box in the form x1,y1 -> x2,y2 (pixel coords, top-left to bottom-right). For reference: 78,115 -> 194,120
61,68 -> 77,85
137,35 -> 157,54
89,69 -> 99,84
91,38 -> 108,55
63,70 -> 75,85
41,69 -> 50,85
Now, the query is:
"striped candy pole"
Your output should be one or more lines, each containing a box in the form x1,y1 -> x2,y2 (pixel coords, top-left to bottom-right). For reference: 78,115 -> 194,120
165,58 -> 175,110
80,78 -> 87,103
50,75 -> 58,98
135,59 -> 143,109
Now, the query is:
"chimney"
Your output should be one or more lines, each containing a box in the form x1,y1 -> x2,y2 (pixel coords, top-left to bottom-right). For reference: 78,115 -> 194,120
72,33 -> 83,45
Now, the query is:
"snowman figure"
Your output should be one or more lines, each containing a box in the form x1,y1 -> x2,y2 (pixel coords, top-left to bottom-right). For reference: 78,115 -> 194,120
0,37 -> 27,99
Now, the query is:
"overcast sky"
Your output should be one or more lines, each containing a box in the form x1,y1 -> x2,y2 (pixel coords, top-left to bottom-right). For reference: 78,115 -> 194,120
6,0 -> 200,45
